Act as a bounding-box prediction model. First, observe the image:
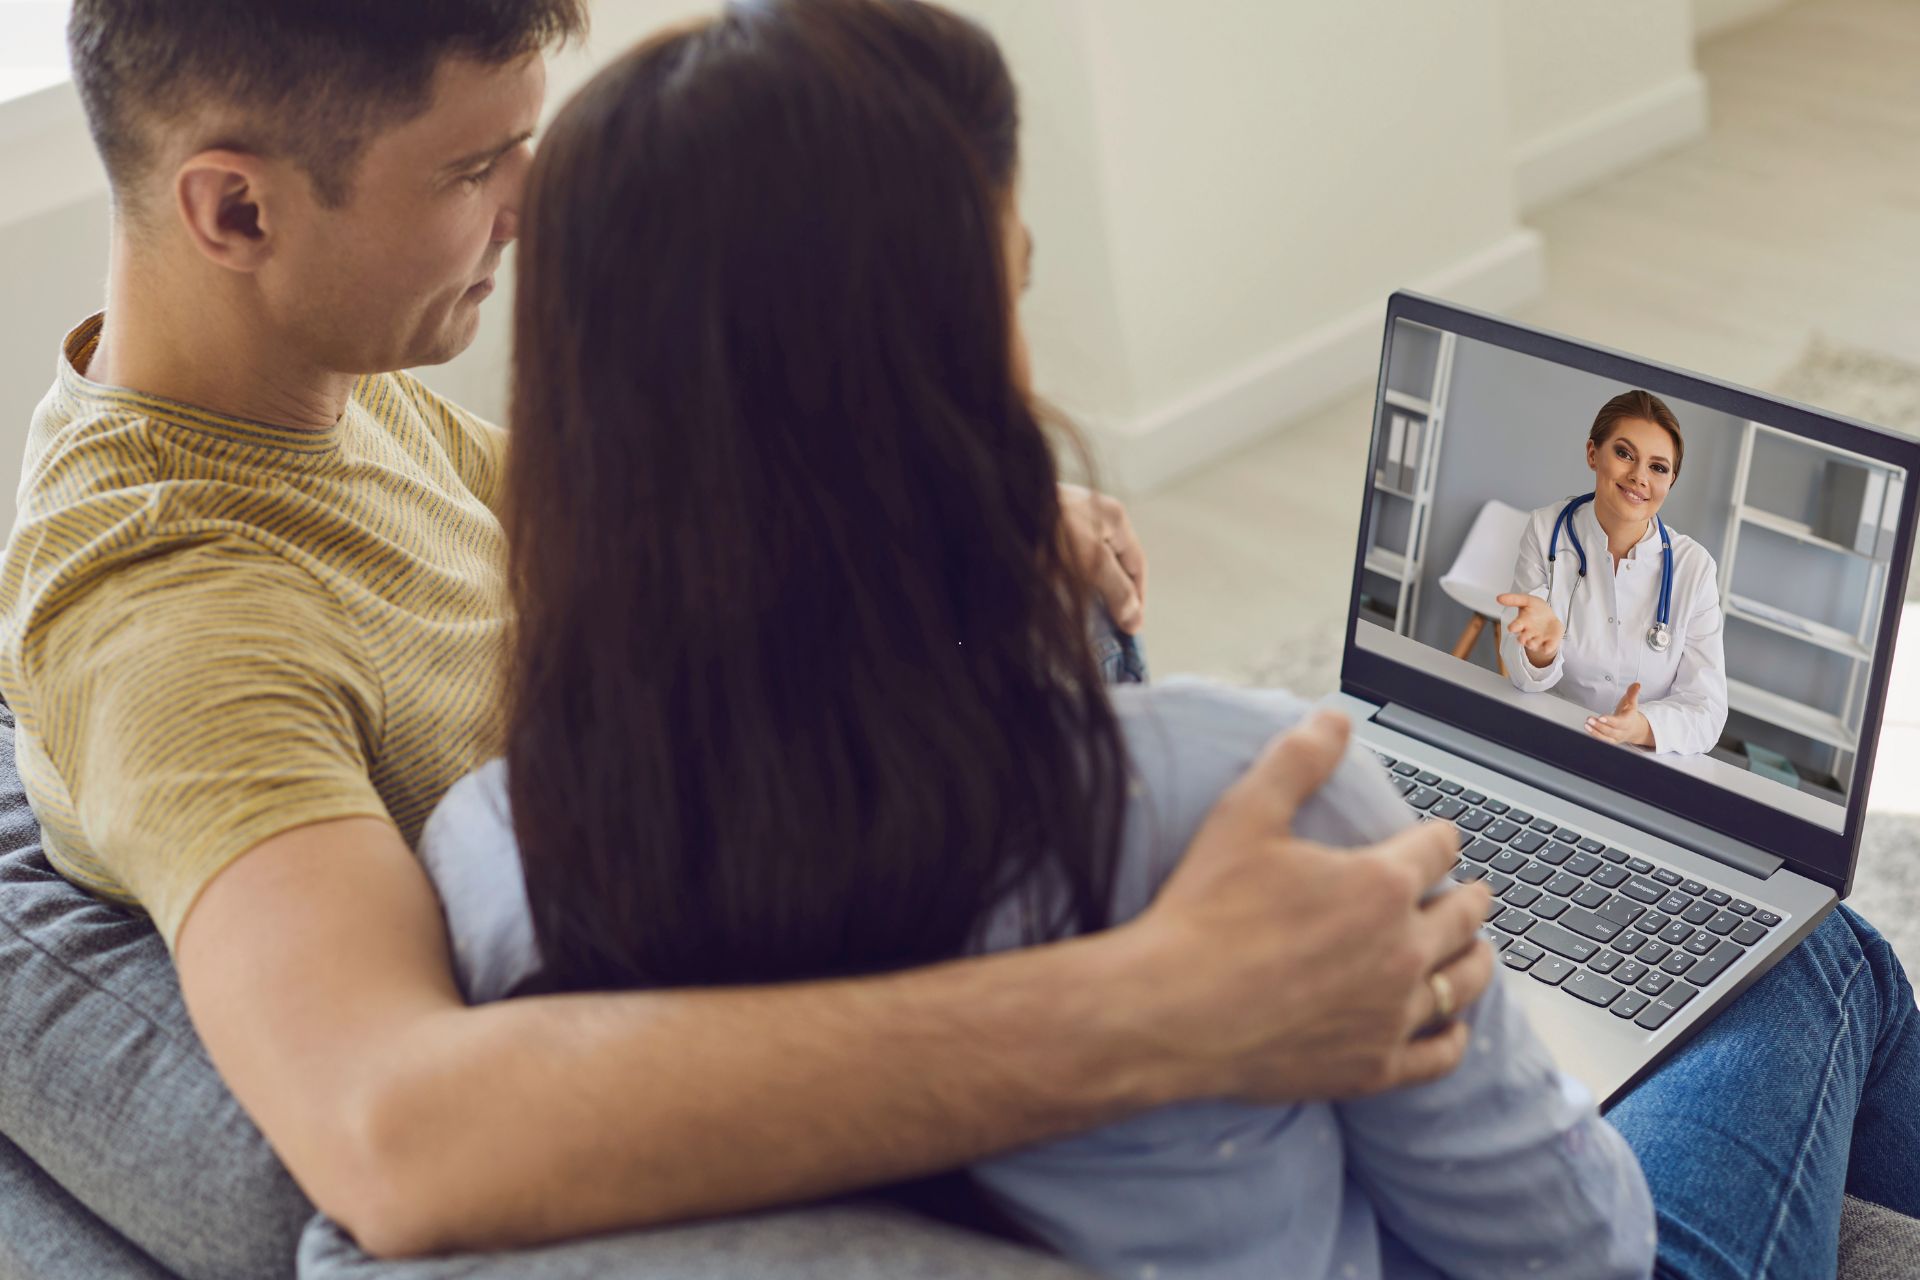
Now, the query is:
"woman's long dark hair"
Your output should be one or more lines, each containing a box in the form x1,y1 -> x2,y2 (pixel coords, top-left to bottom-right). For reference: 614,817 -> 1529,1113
504,0 -> 1130,989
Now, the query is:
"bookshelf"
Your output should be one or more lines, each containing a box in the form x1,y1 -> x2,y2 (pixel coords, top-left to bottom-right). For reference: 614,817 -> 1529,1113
1363,322 -> 1456,636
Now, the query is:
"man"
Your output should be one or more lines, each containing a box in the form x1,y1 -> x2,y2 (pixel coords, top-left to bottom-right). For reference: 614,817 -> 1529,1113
0,0 -> 1490,1264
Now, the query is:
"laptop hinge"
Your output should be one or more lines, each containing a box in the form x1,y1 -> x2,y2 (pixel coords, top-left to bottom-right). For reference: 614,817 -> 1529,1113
1375,702 -> 1784,880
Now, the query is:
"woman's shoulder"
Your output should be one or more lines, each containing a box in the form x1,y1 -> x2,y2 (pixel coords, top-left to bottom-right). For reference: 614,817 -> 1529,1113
417,758 -> 541,1004
1665,526 -> 1720,583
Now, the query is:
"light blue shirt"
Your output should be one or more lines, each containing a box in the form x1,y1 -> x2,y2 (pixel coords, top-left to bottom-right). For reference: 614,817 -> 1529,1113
419,680 -> 1654,1280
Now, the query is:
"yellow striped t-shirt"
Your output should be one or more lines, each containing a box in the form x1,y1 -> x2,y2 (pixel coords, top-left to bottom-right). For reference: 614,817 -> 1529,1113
0,315 -> 510,947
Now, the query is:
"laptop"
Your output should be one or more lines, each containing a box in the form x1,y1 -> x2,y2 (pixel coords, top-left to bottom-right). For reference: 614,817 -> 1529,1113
1329,291 -> 1920,1107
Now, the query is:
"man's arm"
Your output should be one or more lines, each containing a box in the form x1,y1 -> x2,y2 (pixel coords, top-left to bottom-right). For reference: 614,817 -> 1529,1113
176,713 -> 1491,1259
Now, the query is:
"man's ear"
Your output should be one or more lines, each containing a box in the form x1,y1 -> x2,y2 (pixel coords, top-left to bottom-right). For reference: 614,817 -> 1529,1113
175,150 -> 277,272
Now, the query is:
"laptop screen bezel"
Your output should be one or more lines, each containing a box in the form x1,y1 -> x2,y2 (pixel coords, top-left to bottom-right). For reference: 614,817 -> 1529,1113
1342,292 -> 1920,895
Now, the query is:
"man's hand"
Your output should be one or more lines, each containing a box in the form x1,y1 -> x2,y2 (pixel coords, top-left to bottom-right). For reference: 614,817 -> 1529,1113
1060,483 -> 1147,634
1587,681 -> 1655,748
1116,710 -> 1495,1103
1496,592 -> 1564,667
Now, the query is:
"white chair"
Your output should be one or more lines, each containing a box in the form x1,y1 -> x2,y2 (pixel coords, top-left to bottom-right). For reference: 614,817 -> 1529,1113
1438,500 -> 1532,673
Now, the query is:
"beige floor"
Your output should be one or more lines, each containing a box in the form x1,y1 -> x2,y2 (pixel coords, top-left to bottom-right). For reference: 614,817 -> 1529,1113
1131,0 -> 1920,689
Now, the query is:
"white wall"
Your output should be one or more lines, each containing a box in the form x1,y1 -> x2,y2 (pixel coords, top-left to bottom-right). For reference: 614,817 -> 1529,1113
1696,0 -> 1797,40
1501,0 -> 1708,212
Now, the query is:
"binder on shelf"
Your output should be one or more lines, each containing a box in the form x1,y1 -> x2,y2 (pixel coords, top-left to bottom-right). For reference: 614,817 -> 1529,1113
1401,416 -> 1424,492
1377,414 -> 1407,490
1815,459 -> 1899,557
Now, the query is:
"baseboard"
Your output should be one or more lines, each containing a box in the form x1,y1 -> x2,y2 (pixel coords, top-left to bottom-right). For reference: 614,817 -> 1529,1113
1098,227 -> 1545,496
1512,71 -> 1709,214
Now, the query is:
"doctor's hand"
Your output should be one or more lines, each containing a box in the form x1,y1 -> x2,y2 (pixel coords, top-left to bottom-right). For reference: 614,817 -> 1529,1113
1587,682 -> 1655,749
1496,592 -> 1564,666
1060,484 -> 1148,634
1119,710 -> 1494,1105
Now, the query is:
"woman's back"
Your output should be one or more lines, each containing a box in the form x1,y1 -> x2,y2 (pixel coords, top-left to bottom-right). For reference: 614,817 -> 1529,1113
420,680 -> 1652,1280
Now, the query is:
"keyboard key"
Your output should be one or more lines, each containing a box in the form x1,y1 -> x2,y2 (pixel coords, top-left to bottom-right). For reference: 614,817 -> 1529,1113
1503,949 -> 1537,972
1432,798 -> 1467,821
1503,885 -> 1542,909
1437,780 -> 1464,796
1728,899 -> 1755,916
1376,754 -> 1397,766
1483,799 -> 1511,815
1507,809 -> 1534,824
1535,842 -> 1573,866
1463,790 -> 1486,805
1546,872 -> 1583,898
1755,910 -> 1783,928
1682,901 -> 1717,926
1652,868 -> 1682,886
1407,788 -> 1441,811
1658,922 -> 1694,946
1479,926 -> 1512,952
1531,955 -> 1575,986
1640,912 -> 1672,936
1627,857 -> 1655,874
1485,820 -> 1522,844
1611,991 -> 1650,1019
1704,889 -> 1732,906
1620,877 -> 1665,905
1731,920 -> 1767,947
1577,838 -> 1607,855
1459,810 -> 1493,832
1526,921 -> 1599,964
1588,949 -> 1622,974
1486,873 -> 1515,895
1392,762 -> 1419,776
1494,908 -> 1534,935
1634,988 -> 1696,1030
1513,832 -> 1548,855
1484,895 -> 1505,922
1637,971 -> 1674,996
1463,838 -> 1499,863
1681,880 -> 1708,897
1449,864 -> 1487,883
1564,852 -> 1602,878
1572,884 -> 1610,910
1517,861 -> 1555,886
1563,970 -> 1624,1007
1509,939 -> 1545,963
1638,941 -> 1672,966
1613,960 -> 1650,987
1593,864 -> 1629,889
1531,897 -> 1569,921
1553,827 -> 1581,843
1685,939 -> 1744,987
1593,897 -> 1645,929
1559,906 -> 1623,945
1684,932 -> 1718,956
1658,893 -> 1692,916
1613,929 -> 1647,956
1530,817 -> 1557,834
1416,772 -> 1441,786
1490,850 -> 1528,875
1706,910 -> 1742,936
1599,846 -> 1630,864
1660,951 -> 1697,976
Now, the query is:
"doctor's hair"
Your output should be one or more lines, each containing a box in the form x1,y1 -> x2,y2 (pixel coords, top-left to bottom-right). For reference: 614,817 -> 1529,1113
67,0 -> 588,220
503,0 -> 1129,991
1589,389 -> 1684,478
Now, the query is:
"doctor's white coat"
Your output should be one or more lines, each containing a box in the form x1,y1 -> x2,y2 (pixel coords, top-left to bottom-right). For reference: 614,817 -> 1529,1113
1499,498 -> 1729,756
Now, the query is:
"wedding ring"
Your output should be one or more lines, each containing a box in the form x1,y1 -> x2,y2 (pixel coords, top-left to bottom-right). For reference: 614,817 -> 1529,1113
1429,971 -> 1456,1022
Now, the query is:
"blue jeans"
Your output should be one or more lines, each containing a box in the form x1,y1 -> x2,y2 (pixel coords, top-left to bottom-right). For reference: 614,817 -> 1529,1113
1609,904 -> 1920,1279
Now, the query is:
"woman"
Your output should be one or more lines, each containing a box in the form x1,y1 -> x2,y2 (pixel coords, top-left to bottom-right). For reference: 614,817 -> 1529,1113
1496,392 -> 1729,755
420,2 -> 1920,1277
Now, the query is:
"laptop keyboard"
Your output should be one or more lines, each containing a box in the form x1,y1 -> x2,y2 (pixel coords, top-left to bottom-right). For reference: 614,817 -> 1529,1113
1372,750 -> 1787,1032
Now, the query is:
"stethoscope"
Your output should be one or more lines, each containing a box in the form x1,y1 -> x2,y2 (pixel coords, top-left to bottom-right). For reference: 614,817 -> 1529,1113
1546,493 -> 1674,654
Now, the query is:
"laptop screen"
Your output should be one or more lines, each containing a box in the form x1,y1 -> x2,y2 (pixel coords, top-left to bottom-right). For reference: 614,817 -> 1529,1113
1349,295 -> 1918,879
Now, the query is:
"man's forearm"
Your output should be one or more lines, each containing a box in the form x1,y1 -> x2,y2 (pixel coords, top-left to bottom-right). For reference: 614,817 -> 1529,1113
355,929 -> 1164,1257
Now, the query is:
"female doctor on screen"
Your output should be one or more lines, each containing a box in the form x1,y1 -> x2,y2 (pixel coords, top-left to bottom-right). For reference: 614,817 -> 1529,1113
1496,390 -> 1729,755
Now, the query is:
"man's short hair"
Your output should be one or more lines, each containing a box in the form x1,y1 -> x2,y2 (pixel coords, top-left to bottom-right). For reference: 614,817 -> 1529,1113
70,0 -> 590,213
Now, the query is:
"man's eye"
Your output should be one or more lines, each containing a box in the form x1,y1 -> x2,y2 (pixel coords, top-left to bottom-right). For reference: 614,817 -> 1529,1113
461,166 -> 496,188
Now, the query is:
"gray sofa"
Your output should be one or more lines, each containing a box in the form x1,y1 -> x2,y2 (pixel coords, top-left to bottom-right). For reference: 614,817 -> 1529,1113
0,693 -> 1915,1278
